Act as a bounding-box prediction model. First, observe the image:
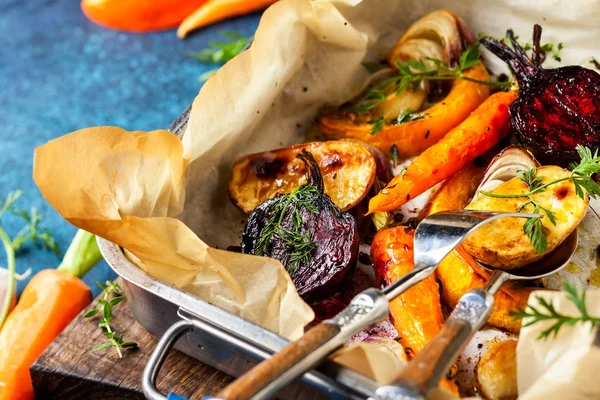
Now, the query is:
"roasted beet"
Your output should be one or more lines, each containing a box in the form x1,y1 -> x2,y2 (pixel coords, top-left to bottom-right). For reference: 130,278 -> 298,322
481,25 -> 600,166
241,150 -> 359,302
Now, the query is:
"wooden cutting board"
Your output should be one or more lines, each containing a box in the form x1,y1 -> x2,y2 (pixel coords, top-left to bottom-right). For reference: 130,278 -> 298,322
30,278 -> 233,399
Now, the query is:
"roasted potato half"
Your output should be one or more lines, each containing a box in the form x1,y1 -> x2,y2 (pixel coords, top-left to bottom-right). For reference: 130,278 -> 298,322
228,140 -> 378,213
476,340 -> 518,400
464,166 -> 588,269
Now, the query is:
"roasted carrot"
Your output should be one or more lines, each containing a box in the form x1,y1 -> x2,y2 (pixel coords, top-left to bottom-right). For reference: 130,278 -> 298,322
368,90 -> 518,213
81,0 -> 208,33
422,165 -> 535,332
0,230 -> 100,400
178,0 -> 278,38
318,63 -> 491,157
436,249 -> 535,333
371,227 -> 458,394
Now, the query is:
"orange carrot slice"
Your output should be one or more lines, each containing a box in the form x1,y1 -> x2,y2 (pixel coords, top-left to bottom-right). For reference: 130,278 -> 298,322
371,227 -> 458,393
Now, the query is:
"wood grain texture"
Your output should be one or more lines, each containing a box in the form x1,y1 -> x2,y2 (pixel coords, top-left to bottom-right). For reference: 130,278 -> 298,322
31,278 -> 232,399
216,322 -> 341,400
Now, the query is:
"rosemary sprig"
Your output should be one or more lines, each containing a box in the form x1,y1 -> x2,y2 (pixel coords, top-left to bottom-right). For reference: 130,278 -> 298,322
84,280 -> 137,358
356,44 -> 510,135
510,283 -> 600,339
254,185 -> 319,274
0,191 -> 59,328
479,145 -> 600,254
190,31 -> 251,82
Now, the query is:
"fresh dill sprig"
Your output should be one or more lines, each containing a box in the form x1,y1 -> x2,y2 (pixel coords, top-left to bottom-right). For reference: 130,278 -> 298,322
479,145 -> 600,254
254,185 -> 319,274
85,280 -> 137,358
0,191 -> 59,328
190,30 -> 251,82
510,283 -> 600,339
356,44 -> 509,135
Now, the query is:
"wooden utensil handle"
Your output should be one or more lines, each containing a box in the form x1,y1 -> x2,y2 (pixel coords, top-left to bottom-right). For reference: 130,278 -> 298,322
216,322 -> 341,400
393,317 -> 471,395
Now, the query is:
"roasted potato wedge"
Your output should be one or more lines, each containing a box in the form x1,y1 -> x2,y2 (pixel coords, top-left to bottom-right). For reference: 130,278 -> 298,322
464,166 -> 588,269
228,140 -> 378,213
476,340 -> 518,400
424,163 -> 536,333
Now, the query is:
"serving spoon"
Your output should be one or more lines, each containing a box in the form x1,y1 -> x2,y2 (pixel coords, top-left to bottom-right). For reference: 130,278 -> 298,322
374,229 -> 578,400
213,210 -> 538,400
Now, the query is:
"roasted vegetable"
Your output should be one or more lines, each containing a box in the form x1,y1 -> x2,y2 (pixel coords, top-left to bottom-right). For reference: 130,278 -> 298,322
241,151 -> 359,301
368,90 -> 517,213
371,226 -> 457,394
437,248 -> 535,333
481,25 -> 600,167
423,164 -> 535,332
387,10 -> 475,68
464,165 -> 588,269
421,163 -> 485,217
229,141 -> 380,213
475,340 -> 518,400
318,63 -> 491,157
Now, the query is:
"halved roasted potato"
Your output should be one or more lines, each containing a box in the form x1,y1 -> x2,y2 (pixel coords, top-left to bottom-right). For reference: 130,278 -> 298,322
228,140 -> 378,213
475,340 -> 518,400
463,166 -> 588,269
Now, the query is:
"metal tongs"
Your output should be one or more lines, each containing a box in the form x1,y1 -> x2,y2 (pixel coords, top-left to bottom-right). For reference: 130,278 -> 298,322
214,210 -> 538,400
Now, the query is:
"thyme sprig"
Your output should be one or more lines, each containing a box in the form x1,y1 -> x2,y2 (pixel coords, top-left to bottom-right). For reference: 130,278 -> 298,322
510,283 -> 600,339
85,280 -> 137,358
479,145 -> 600,254
190,30 -> 251,82
356,44 -> 510,135
255,185 -> 320,274
0,191 -> 59,328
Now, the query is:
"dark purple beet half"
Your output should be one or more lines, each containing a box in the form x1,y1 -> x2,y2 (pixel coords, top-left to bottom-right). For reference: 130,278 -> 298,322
481,25 -> 600,166
241,150 -> 359,302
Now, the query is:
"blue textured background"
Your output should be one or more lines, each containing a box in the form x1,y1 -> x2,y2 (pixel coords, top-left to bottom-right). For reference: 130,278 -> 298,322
0,0 -> 260,296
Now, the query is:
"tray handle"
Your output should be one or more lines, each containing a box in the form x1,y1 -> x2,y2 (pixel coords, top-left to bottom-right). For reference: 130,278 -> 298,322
143,319 -> 196,400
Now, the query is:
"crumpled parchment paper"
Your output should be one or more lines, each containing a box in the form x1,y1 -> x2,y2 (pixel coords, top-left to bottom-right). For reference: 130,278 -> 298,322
34,0 -> 600,396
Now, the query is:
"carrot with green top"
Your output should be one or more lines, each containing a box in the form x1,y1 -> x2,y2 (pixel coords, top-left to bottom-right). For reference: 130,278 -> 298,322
0,229 -> 101,400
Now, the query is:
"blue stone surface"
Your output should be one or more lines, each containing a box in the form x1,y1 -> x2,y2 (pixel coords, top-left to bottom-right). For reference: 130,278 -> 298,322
0,0 -> 260,296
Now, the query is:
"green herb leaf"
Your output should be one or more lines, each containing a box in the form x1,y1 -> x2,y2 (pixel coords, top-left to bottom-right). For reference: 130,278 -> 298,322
86,280 -> 137,358
84,309 -> 100,318
388,144 -> 400,167
510,283 -> 600,340
190,31 -> 251,82
93,342 -> 113,352
523,215 -> 548,254
396,109 -> 426,125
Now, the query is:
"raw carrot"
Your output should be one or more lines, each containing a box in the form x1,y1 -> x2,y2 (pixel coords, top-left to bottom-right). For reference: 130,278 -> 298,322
371,227 -> 458,394
81,0 -> 208,33
368,90 -> 518,213
178,0 -> 278,38
0,230 -> 101,400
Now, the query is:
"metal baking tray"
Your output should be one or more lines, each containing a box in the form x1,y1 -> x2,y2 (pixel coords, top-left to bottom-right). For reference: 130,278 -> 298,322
97,107 -> 381,400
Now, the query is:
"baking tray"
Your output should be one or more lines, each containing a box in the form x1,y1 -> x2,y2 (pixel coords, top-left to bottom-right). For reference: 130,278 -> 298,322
97,108 -> 381,400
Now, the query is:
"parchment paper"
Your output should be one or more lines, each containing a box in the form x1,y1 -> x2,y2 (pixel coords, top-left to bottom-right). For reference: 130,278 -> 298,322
34,0 -> 600,396
518,290 -> 600,399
